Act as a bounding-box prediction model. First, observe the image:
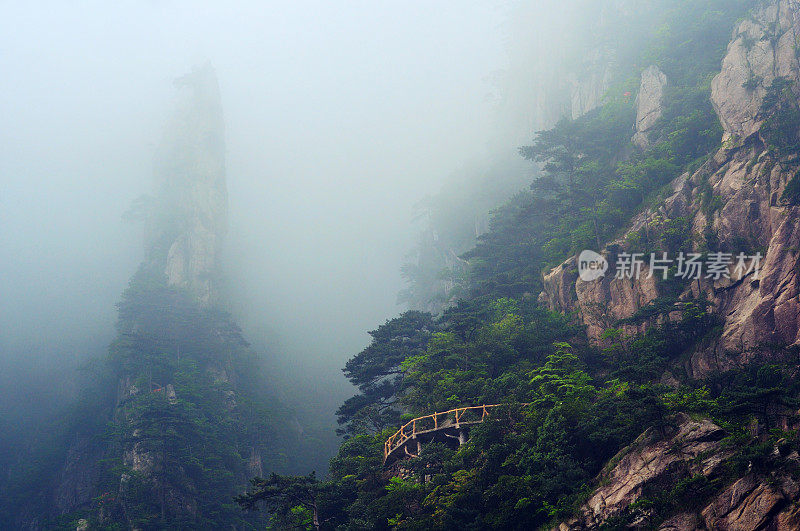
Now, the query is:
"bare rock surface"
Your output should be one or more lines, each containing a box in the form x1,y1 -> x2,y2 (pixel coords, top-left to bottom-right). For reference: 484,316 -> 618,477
542,3 -> 800,531
54,435 -> 103,515
148,63 -> 228,308
632,65 -> 667,149
711,0 -> 800,139
560,415 -> 800,529
575,414 -> 726,527
701,473 -> 799,530
657,512 -> 698,531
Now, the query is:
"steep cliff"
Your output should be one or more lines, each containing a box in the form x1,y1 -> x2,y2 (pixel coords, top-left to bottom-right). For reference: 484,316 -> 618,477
400,0 -> 660,315
147,64 -> 228,308
632,65 -> 668,150
240,2 -> 800,529
541,0 -> 800,379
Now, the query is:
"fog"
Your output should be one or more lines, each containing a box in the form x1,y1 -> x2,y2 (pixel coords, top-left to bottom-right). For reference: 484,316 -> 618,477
1,1 -> 570,463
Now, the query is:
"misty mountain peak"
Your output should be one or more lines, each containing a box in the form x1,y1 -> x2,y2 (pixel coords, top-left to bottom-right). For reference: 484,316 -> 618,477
147,63 -> 228,307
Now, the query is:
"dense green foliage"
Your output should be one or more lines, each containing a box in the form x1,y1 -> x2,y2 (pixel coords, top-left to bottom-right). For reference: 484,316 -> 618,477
87,265 -> 296,529
237,473 -> 323,528
1,264 -> 298,530
337,311 -> 434,436
245,290 -> 800,529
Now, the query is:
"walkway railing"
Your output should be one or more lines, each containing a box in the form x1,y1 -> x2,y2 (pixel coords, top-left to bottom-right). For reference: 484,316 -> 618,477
383,404 -> 518,463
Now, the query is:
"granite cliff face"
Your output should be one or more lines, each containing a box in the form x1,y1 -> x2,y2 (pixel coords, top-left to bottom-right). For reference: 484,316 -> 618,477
541,0 -> 800,379
632,65 -> 667,150
570,45 -> 617,120
559,415 -> 800,530
49,65 -> 231,526
147,63 -> 228,308
711,0 -> 800,140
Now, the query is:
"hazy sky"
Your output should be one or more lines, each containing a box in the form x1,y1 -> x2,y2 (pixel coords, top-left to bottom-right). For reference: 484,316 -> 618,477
1,1 -> 532,426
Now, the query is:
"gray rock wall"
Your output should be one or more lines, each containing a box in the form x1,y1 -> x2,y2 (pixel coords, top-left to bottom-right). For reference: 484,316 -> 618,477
541,0 -> 800,379
147,63 -> 228,307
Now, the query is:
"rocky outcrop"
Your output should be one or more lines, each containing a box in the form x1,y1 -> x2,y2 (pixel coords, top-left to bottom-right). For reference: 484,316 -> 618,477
701,471 -> 800,530
248,446 -> 264,477
147,63 -> 227,308
541,253 -> 662,341
657,512 -> 699,531
568,1 -> 645,120
700,472 -> 799,530
562,414 -> 728,528
541,0 -> 800,378
544,9 -> 800,524
711,0 -> 800,139
632,65 -> 667,149
48,65 -> 262,528
559,415 -> 800,530
570,46 -> 616,120
123,437 -> 155,475
541,133 -> 800,377
544,139 -> 800,378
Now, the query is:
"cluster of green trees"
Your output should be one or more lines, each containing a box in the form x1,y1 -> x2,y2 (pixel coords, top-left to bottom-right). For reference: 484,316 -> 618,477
240,293 -> 800,528
1,263 -> 299,530
86,264 -> 299,529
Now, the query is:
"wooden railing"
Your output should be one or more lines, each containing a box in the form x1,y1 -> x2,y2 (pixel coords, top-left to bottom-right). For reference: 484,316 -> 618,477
383,404 -> 518,462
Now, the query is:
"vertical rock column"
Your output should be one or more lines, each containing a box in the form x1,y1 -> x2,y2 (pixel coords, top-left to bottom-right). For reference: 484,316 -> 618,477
146,63 -> 228,308
631,65 -> 667,150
